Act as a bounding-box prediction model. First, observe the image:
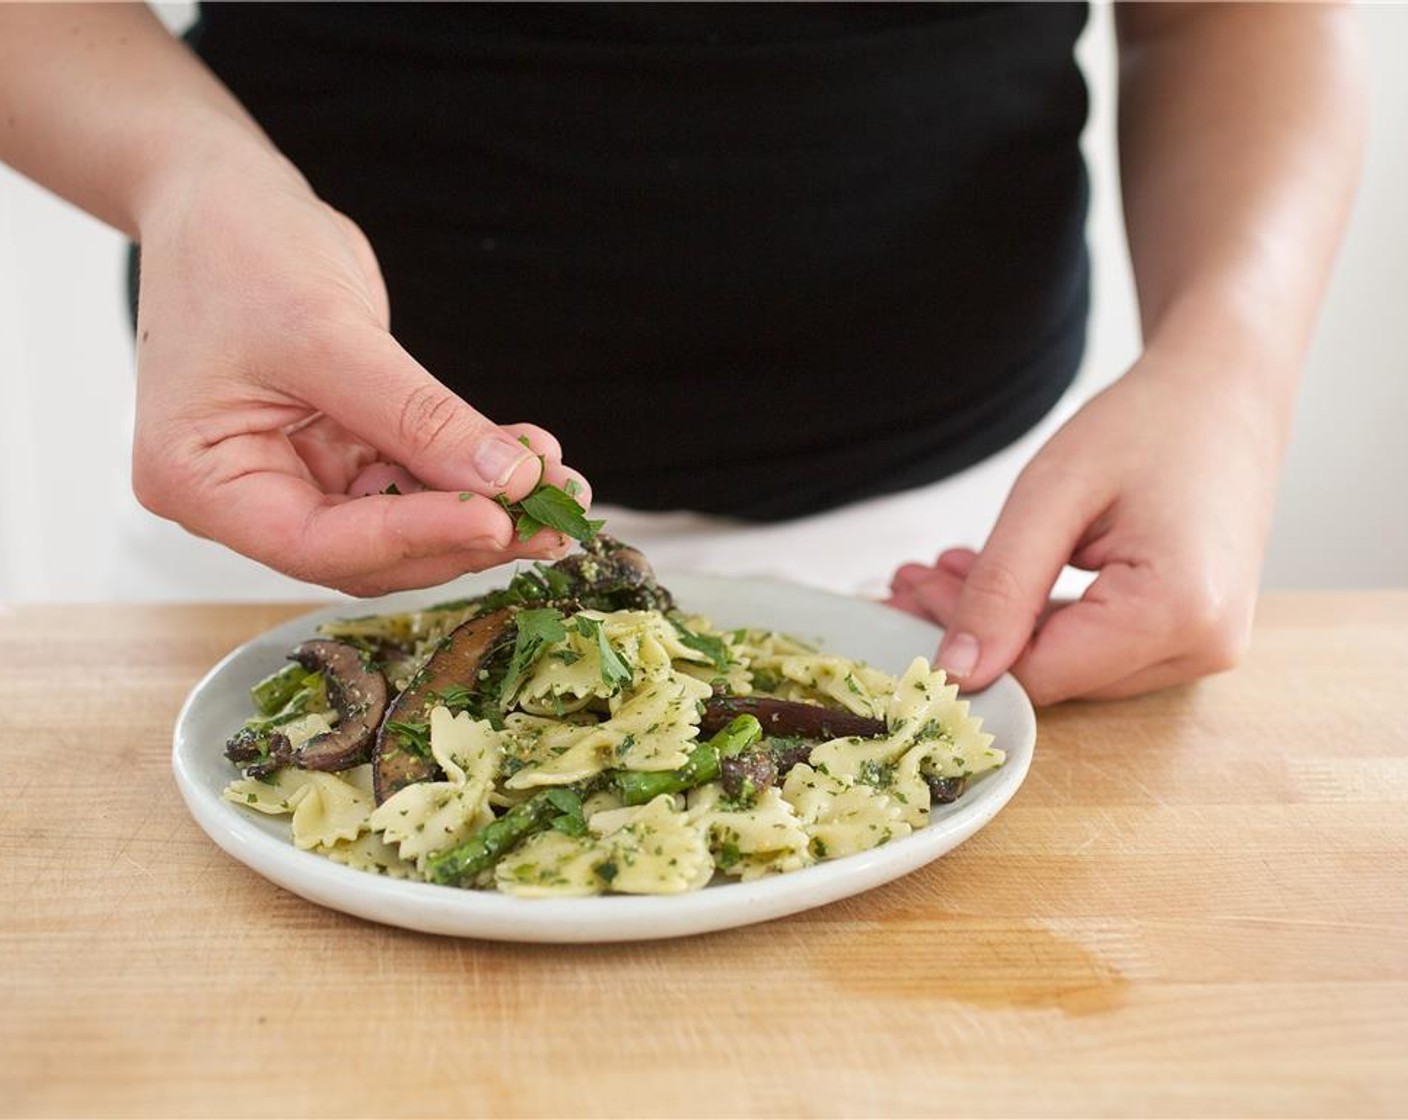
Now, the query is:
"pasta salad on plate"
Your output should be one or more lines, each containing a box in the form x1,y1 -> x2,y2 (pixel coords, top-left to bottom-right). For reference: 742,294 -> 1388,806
219,538 -> 1004,898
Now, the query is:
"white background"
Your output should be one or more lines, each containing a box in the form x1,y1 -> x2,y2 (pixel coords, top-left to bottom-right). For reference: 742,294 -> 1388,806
1,3 -> 1404,602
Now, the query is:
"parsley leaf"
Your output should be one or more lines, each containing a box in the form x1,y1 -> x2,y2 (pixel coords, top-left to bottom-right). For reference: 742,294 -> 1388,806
431,685 -> 476,714
496,455 -> 604,544
545,787 -> 587,836
669,617 -> 731,672
573,615 -> 633,690
498,607 -> 566,710
385,719 -> 432,760
515,484 -> 605,543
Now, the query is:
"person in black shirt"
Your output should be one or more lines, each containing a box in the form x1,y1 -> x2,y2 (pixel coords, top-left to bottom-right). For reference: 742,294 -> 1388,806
0,4 -> 1365,702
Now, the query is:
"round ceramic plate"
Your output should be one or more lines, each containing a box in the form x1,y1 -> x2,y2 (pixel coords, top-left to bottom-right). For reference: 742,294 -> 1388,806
172,572 -> 1035,942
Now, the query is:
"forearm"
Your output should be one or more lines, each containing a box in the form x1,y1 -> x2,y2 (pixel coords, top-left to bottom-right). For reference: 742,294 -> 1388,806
1117,3 -> 1366,428
0,2 -> 292,238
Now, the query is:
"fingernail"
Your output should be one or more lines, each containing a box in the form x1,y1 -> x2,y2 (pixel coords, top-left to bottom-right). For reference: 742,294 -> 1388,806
938,632 -> 980,679
473,437 -> 536,489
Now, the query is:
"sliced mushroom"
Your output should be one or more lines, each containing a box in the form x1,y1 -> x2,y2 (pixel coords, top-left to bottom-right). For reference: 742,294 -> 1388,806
287,639 -> 389,772
924,774 -> 969,804
720,751 -> 778,801
700,695 -> 887,741
372,608 -> 514,804
552,534 -> 673,612
768,739 -> 815,776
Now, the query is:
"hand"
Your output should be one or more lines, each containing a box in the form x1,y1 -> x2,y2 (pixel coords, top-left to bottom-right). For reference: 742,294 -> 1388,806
887,350 -> 1286,704
130,146 -> 589,596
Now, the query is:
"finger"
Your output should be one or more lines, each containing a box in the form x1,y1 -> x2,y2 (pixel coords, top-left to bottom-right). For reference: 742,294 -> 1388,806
886,578 -> 960,626
287,324 -> 551,502
194,465 -> 528,586
935,465 -> 1108,692
889,548 -> 976,596
884,587 -> 927,618
346,461 -> 426,498
1070,656 -> 1203,703
900,567 -> 967,627
342,455 -> 592,511
1004,561 -> 1173,705
1013,651 -> 1197,705
499,423 -> 564,466
334,540 -> 573,597
936,547 -> 979,577
889,563 -> 932,594
497,424 -> 596,509
285,414 -> 379,492
286,419 -> 575,503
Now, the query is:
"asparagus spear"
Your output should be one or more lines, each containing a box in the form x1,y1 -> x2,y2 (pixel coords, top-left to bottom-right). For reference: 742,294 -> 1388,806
615,714 -> 763,806
424,791 -> 562,887
249,662 -> 311,717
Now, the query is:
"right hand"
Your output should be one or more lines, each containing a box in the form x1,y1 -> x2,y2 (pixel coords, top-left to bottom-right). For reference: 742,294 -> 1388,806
130,145 -> 589,596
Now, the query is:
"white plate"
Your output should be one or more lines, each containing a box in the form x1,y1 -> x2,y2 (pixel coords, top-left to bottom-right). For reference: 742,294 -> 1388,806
172,572 -> 1035,942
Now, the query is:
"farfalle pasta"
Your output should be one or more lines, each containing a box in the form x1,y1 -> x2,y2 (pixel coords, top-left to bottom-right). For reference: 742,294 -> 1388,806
221,538 -> 1003,897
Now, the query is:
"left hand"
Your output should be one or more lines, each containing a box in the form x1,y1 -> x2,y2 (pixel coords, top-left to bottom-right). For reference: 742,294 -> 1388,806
887,349 -> 1286,704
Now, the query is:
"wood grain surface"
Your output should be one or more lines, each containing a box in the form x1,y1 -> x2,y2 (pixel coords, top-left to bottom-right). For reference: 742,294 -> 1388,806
1,593 -> 1405,1118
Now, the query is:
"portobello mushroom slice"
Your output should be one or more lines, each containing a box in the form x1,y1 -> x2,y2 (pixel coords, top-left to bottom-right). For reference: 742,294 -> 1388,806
704,695 -> 888,798
372,608 -> 514,804
286,639 -> 389,772
700,695 -> 887,741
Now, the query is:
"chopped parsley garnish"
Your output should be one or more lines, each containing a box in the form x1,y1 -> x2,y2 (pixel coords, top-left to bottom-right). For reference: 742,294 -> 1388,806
858,759 -> 896,789
430,685 -> 476,714
545,788 -> 588,837
385,719 -> 433,760
914,718 -> 953,744
670,617 -> 731,672
572,615 -> 633,690
498,607 -> 567,710
750,669 -> 783,694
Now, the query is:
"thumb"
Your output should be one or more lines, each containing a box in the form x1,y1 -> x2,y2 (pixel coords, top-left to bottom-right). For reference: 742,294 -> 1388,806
936,467 -> 1103,691
294,323 -> 547,500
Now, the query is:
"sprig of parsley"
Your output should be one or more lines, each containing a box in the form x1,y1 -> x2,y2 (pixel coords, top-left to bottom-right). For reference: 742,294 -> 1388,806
497,456 -> 604,544
367,448 -> 602,546
497,607 -> 567,711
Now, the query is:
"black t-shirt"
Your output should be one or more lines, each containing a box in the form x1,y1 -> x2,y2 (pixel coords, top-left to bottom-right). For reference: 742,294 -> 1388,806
189,2 -> 1091,520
